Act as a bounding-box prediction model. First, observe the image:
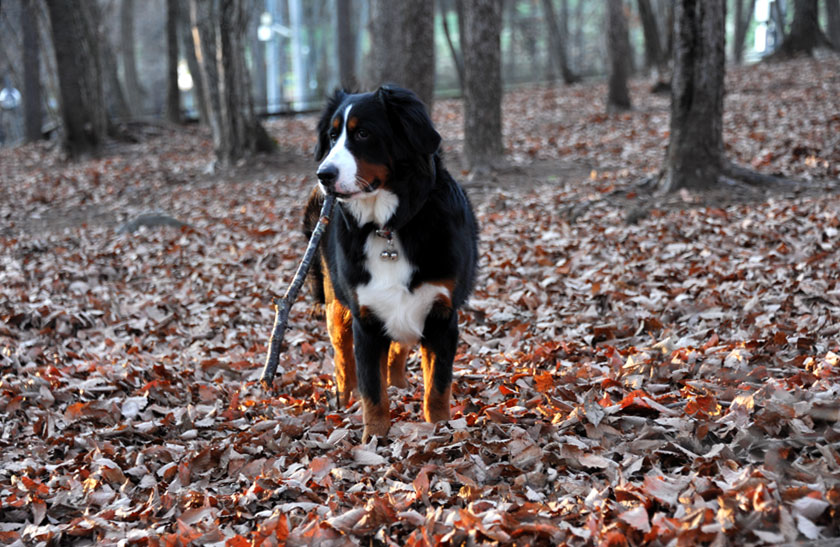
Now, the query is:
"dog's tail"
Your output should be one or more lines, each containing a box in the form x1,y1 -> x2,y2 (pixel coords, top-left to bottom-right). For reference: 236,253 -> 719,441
301,187 -> 326,304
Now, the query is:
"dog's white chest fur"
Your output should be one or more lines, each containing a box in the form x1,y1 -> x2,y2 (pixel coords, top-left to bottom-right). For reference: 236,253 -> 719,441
356,232 -> 448,343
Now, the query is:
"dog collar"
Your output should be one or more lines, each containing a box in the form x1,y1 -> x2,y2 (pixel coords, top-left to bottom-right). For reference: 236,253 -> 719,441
375,228 -> 399,261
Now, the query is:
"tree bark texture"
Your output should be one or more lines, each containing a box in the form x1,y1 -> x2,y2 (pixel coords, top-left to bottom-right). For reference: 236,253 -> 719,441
440,0 -> 465,93
462,0 -> 503,171
733,0 -> 757,64
165,0 -> 181,123
827,0 -> 840,48
366,0 -> 435,111
772,0 -> 833,57
607,0 -> 632,111
21,0 -> 42,142
659,0 -> 726,191
120,0 -> 143,116
190,0 -> 272,166
336,0 -> 358,91
541,0 -> 578,84
94,2 -> 131,121
44,0 -> 108,158
637,0 -> 664,69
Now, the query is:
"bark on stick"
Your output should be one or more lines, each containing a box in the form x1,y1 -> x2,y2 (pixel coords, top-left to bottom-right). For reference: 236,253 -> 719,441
261,192 -> 336,388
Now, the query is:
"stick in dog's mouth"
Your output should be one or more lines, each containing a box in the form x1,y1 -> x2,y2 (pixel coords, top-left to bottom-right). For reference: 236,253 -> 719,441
261,192 -> 337,388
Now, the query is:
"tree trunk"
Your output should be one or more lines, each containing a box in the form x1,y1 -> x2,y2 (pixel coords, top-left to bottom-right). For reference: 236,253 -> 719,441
637,0 -> 664,69
366,0 -> 435,111
120,0 -> 144,116
44,0 -> 108,158
180,0 -> 207,123
336,0 -> 358,90
827,0 -> 840,48
607,0 -> 632,111
92,2 -> 131,122
21,0 -> 42,142
462,0 -> 503,172
541,0 -> 578,84
771,0 -> 833,58
165,0 -> 181,123
190,0 -> 273,166
733,0 -> 757,64
440,0 -> 465,93
658,0 -> 725,191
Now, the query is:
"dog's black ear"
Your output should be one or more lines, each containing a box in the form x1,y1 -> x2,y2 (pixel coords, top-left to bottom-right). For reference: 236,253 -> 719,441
377,85 -> 441,157
315,89 -> 348,161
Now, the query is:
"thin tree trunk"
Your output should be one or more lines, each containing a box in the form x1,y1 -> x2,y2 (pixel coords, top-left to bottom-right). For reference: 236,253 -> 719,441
827,0 -> 840,48
607,0 -> 632,111
336,0 -> 358,90
120,0 -> 143,116
440,0 -> 465,94
180,0 -> 207,122
770,0 -> 833,58
733,0 -> 757,64
21,0 -> 42,142
165,0 -> 181,123
541,0 -> 578,84
93,2 -> 130,122
191,0 -> 272,166
637,0 -> 664,69
462,0 -> 503,172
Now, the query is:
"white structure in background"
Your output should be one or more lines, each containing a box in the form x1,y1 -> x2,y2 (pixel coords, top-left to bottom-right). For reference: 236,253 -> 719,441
754,0 -> 786,55
258,0 -> 311,113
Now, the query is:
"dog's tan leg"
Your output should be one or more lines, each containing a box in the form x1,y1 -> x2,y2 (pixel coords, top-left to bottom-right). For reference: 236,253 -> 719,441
323,269 -> 356,407
420,346 -> 452,423
387,342 -> 410,388
361,351 -> 390,442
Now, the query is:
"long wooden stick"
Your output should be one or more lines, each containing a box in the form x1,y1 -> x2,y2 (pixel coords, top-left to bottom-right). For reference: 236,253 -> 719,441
261,193 -> 336,388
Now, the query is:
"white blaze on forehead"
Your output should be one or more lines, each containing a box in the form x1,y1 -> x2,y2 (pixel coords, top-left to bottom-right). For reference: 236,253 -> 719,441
319,104 -> 360,195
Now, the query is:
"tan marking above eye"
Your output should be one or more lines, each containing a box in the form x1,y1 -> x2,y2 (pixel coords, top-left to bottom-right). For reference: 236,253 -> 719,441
332,117 -> 341,130
348,117 -> 359,131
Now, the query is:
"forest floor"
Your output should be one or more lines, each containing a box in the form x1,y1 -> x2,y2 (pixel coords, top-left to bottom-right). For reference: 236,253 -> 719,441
1,56 -> 840,546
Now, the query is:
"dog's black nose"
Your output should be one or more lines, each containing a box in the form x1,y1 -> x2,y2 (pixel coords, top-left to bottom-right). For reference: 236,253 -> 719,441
317,164 -> 338,187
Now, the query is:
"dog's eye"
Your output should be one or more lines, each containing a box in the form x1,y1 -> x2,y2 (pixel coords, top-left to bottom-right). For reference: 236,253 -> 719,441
328,131 -> 338,143
355,129 -> 369,141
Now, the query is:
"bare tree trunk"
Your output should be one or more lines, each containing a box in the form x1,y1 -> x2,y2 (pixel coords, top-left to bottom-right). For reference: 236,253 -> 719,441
336,0 -> 358,90
770,0 -> 833,58
827,0 -> 840,48
165,0 -> 181,123
44,0 -> 108,158
541,0 -> 578,84
733,0 -> 757,64
366,0 -> 435,110
92,2 -> 131,122
462,0 -> 503,172
607,0 -> 632,111
191,0 -> 273,166
120,0 -> 143,116
637,0 -> 664,69
180,0 -> 207,123
657,0 -> 782,192
658,0 -> 726,191
21,0 -> 42,142
440,0 -> 465,93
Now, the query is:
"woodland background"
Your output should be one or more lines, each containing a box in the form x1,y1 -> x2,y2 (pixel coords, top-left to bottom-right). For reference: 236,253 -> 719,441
1,0 -> 840,545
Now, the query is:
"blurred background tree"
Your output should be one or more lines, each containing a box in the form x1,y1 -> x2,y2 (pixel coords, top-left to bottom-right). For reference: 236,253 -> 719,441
0,0 -> 836,164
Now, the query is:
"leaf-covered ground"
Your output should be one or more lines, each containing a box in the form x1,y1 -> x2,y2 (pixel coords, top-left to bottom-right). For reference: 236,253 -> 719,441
1,58 -> 839,546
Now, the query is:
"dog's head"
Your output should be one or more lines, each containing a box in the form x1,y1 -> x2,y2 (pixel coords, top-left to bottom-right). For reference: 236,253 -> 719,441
314,86 -> 441,200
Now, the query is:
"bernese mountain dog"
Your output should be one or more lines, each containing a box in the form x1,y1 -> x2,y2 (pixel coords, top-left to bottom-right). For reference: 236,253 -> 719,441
303,85 -> 478,441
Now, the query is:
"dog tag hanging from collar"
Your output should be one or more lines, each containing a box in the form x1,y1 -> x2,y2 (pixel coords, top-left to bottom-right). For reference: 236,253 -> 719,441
375,229 -> 399,261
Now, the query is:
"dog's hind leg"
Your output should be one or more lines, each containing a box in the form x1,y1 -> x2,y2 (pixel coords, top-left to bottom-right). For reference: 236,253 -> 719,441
387,342 -> 410,388
420,315 -> 457,423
